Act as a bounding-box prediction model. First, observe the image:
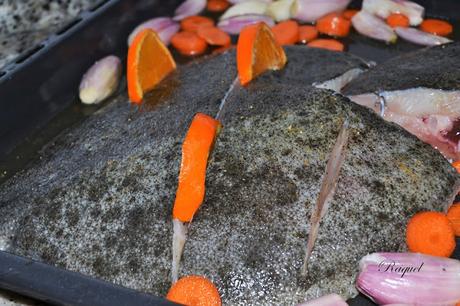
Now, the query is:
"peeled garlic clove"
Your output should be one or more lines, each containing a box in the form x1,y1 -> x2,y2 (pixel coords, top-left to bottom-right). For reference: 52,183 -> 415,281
291,0 -> 351,22
267,0 -> 294,22
297,294 -> 348,306
79,55 -> 122,105
357,252 -> 460,305
220,1 -> 269,20
351,10 -> 397,43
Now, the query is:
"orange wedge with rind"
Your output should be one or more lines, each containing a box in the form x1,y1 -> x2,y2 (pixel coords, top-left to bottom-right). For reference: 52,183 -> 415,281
127,29 -> 176,104
236,22 -> 287,86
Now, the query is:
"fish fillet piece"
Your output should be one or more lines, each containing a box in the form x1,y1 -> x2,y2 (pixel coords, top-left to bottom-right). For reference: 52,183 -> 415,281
343,42 -> 460,159
0,52 -> 458,305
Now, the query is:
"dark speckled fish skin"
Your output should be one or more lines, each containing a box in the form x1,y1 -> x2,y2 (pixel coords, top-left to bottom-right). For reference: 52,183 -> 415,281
342,42 -> 460,95
181,83 -> 459,304
259,46 -> 368,87
0,47 -> 458,305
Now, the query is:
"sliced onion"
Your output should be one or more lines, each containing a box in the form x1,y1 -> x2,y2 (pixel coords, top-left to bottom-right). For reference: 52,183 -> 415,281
291,0 -> 351,22
218,14 -> 275,34
127,17 -> 179,46
362,0 -> 424,26
220,1 -> 269,20
351,10 -> 397,43
174,0 -> 206,21
395,27 -> 452,46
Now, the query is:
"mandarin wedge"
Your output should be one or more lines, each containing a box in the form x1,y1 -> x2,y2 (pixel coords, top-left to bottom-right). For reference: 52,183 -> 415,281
127,29 -> 176,104
236,22 -> 287,86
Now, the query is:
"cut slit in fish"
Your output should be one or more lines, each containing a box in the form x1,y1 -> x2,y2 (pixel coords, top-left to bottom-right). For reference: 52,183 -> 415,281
301,119 -> 350,276
314,68 -> 365,92
172,218 -> 188,283
349,88 -> 460,160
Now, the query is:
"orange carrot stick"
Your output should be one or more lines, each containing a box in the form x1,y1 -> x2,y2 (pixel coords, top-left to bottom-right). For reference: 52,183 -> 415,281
171,31 -> 208,56
406,211 -> 456,257
298,25 -> 318,43
271,20 -> 300,45
167,275 -> 222,306
316,13 -> 351,37
307,39 -> 344,52
173,113 -> 221,222
386,13 -> 410,28
420,19 -> 453,36
181,15 -> 215,33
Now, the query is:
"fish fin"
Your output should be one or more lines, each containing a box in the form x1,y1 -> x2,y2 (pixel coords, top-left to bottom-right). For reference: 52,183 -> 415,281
172,218 -> 188,283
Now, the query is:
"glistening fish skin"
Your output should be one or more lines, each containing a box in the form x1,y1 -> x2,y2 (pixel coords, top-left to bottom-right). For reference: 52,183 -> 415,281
343,42 -> 460,95
357,253 -> 460,305
0,50 -> 458,305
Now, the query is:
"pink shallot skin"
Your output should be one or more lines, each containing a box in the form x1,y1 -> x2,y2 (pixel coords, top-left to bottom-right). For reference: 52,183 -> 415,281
297,294 -> 348,306
357,253 -> 460,306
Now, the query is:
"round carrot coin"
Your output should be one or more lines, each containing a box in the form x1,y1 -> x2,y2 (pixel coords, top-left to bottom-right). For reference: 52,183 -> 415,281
207,0 -> 230,12
171,31 -> 208,56
167,275 -> 222,306
343,9 -> 359,20
237,22 -> 287,85
386,13 -> 410,28
316,13 -> 351,37
127,29 -> 176,104
420,19 -> 453,36
452,160 -> 460,173
298,25 -> 318,43
181,15 -> 214,33
447,203 -> 460,236
406,211 -> 456,257
307,39 -> 344,52
272,20 -> 300,45
198,26 -> 231,46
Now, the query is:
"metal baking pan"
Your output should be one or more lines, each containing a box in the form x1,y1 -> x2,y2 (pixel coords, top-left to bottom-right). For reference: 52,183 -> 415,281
0,0 -> 459,305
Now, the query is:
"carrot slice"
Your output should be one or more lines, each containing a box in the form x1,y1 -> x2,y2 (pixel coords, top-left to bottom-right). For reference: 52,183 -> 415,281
173,113 -> 221,222
127,29 -> 176,104
171,31 -> 208,56
298,25 -> 318,43
167,275 -> 221,306
271,20 -> 300,45
447,203 -> 460,236
237,22 -> 287,86
452,160 -> 460,173
207,0 -> 230,12
316,13 -> 351,37
307,39 -> 344,52
420,19 -> 453,36
406,211 -> 456,257
343,9 -> 359,20
181,15 -> 214,33
198,26 -> 231,46
386,13 -> 410,28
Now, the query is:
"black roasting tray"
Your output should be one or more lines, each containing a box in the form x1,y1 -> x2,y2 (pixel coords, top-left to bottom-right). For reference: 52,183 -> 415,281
0,0 -> 459,305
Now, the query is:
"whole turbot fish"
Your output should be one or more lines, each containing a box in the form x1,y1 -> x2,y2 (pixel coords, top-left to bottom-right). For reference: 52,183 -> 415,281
343,42 -> 460,160
0,47 -> 458,305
